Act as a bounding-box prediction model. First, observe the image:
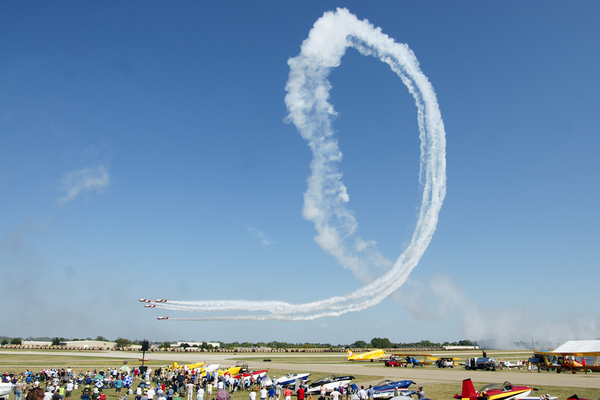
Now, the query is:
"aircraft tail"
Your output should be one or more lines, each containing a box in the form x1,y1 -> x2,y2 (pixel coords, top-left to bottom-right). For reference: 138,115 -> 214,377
347,350 -> 354,360
459,379 -> 477,400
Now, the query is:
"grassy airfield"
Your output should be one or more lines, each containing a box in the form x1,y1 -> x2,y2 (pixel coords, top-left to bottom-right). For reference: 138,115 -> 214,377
0,350 -> 598,400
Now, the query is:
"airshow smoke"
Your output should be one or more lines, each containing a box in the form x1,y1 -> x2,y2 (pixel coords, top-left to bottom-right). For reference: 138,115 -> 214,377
156,8 -> 447,321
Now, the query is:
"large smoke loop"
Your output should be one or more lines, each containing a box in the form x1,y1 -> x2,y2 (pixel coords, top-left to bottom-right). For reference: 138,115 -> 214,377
160,8 -> 446,321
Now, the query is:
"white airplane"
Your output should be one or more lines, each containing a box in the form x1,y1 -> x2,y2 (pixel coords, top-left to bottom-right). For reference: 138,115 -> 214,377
500,360 -> 523,370
139,299 -> 151,303
144,304 -> 156,308
156,299 -> 167,303
157,316 -> 169,320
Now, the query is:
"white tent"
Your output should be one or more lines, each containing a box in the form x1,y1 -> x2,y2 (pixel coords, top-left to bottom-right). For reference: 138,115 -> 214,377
553,340 -> 600,355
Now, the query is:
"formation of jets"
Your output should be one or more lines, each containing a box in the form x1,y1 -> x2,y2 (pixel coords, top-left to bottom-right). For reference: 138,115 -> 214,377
138,298 -> 168,303
139,298 -> 169,319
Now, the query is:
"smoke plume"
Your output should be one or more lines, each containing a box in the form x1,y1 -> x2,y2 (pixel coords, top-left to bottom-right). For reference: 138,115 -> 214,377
154,8 -> 446,321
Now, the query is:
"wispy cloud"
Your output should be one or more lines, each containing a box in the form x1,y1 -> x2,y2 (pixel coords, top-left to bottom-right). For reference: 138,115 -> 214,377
56,165 -> 109,206
247,227 -> 274,246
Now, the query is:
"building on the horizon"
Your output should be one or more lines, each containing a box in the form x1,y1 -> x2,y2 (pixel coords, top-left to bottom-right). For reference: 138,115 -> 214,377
174,341 -> 220,348
22,340 -> 52,347
59,340 -> 116,349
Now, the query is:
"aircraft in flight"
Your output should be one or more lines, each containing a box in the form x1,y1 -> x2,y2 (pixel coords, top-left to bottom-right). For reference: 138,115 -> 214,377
157,316 -> 169,320
144,304 -> 156,308
138,299 -> 151,303
156,299 -> 167,303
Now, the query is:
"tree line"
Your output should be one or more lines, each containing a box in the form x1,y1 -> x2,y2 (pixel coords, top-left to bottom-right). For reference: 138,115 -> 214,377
1,335 -> 477,349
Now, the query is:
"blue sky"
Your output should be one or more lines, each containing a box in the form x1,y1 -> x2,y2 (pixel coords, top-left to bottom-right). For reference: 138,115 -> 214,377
1,1 -> 599,347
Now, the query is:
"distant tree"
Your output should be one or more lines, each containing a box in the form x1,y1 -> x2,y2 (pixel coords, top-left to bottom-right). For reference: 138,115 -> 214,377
458,340 -> 475,346
52,337 -> 62,346
96,336 -> 108,341
353,340 -> 368,349
302,343 -> 312,348
159,342 -> 171,349
1,339 -> 8,345
370,338 -> 391,349
115,338 -> 132,349
10,338 -> 22,345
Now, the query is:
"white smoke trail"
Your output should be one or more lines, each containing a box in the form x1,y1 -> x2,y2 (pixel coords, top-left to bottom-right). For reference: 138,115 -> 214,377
155,8 -> 446,321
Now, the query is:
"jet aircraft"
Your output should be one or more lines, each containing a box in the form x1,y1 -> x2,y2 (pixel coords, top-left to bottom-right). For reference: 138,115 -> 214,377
144,304 -> 156,308
138,299 -> 151,303
347,349 -> 386,361
157,316 -> 169,320
156,299 -> 167,303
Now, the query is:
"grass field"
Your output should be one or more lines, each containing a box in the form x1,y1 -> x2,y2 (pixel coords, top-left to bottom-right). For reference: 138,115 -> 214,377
0,350 -> 598,400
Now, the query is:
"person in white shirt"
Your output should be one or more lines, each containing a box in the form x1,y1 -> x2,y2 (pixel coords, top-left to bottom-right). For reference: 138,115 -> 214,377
330,389 -> 341,400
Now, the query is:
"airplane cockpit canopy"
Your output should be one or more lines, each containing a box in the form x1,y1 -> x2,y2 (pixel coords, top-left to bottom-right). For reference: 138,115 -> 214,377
478,384 -> 501,393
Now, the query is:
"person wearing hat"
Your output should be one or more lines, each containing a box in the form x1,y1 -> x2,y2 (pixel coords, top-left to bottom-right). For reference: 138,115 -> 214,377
14,377 -> 24,400
416,387 -> 425,399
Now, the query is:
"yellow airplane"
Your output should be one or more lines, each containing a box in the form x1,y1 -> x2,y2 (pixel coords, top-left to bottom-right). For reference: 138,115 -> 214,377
347,349 -> 386,361
218,366 -> 242,376
171,362 -> 206,371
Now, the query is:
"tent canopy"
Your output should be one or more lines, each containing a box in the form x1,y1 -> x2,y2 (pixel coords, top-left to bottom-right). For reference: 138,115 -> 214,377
553,340 -> 600,356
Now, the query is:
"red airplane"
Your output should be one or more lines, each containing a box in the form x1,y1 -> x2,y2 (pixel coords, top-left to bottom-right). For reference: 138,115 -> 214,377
232,370 -> 269,380
156,299 -> 167,303
157,316 -> 169,320
138,299 -> 151,303
144,304 -> 156,308
455,379 -> 533,400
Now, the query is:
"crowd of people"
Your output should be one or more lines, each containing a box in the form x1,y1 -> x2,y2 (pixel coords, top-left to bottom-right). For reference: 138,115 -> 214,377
2,367 -> 424,400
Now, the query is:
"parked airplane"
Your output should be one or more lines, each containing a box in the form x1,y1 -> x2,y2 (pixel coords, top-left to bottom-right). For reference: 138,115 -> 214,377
371,380 -> 414,397
347,349 -> 386,361
233,370 -> 269,380
530,352 -> 600,374
385,354 -> 434,367
307,376 -> 355,393
499,361 -> 523,370
276,372 -> 311,386
157,316 -> 169,320
172,362 -> 206,370
139,299 -> 151,303
219,366 -> 243,377
455,379 -> 533,400
156,299 -> 167,303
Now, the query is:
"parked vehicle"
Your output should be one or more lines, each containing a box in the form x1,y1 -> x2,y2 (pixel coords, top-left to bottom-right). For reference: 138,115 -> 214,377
464,357 -> 498,371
